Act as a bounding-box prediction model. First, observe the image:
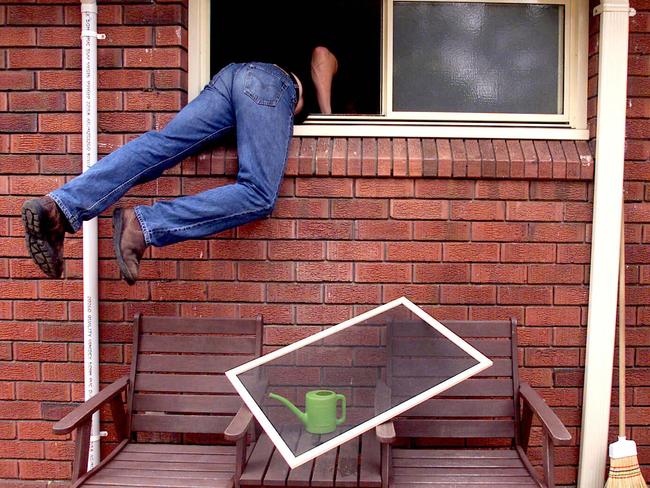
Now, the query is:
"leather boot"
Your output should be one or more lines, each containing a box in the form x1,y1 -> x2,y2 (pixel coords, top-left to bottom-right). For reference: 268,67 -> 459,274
21,196 -> 69,278
112,207 -> 147,285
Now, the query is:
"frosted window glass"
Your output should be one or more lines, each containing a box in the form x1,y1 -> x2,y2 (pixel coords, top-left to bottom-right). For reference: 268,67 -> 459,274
393,2 -> 563,114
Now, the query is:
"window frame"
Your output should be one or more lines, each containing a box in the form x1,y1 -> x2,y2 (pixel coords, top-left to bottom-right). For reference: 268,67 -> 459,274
188,0 -> 589,140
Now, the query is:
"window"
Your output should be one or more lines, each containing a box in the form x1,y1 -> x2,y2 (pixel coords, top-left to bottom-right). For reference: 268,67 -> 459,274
189,0 -> 589,139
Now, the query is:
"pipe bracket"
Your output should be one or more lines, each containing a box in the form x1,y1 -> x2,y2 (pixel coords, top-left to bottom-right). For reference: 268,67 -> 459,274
81,30 -> 106,40
593,4 -> 636,16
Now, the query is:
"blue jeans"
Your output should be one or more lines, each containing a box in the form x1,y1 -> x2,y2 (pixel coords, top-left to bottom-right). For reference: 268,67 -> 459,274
49,63 -> 297,247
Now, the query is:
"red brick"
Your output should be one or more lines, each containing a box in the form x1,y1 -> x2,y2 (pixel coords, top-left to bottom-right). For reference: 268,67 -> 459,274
207,282 -> 264,302
9,92 -> 64,112
0,27 -> 36,46
150,281 -> 206,301
436,139 -> 453,177
407,138 -> 423,176
526,348 -> 580,367
38,113 -> 81,133
296,305 -> 351,325
415,179 -> 473,199
238,262 -> 294,282
297,220 -> 352,240
443,243 -> 499,262
100,26 -> 153,46
498,286 -> 553,305
16,383 -> 69,402
474,180 -> 528,200
8,49 -> 62,69
41,363 -> 82,382
295,178 -> 352,197
0,323 -> 38,341
528,264 -> 584,284
240,304 -> 293,324
14,343 -> 66,362
383,284 -> 438,303
124,48 -> 182,68
386,242 -> 441,262
356,220 -> 411,240
19,460 -> 71,480
500,243 -> 554,263
273,198 -> 328,219
238,219 -> 295,239
355,179 -> 413,198
414,263 -> 470,283
557,244 -> 591,264
99,69 -> 151,90
267,241 -> 324,261
414,221 -> 471,241
471,264 -> 526,283
124,4 -> 184,25
327,241 -> 382,261
124,91 -> 182,111
390,199 -> 448,220
331,199 -> 387,219
8,6 -> 63,25
0,71 -> 34,91
529,223 -> 585,242
265,325 -> 322,345
297,262 -> 352,282
470,306 -> 524,323
99,112 -> 152,133
472,222 -> 528,242
451,201 -> 505,220
0,459 -> 17,478
151,240 -> 208,260
267,283 -> 321,303
440,285 -> 496,304
355,263 -> 411,283
325,284 -> 381,304
347,138 -> 362,176
208,240 -> 265,260
0,401 -> 40,420
506,202 -> 563,222
526,307 -> 581,326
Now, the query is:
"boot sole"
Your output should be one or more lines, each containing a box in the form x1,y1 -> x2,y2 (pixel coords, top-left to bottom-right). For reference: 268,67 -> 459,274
25,233 -> 63,278
22,200 -> 64,278
112,208 -> 136,285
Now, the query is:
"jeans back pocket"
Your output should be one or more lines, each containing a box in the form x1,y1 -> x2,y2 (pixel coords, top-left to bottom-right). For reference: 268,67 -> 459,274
244,64 -> 288,107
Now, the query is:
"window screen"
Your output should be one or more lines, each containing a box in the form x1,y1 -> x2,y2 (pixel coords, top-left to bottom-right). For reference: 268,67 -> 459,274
393,2 -> 563,114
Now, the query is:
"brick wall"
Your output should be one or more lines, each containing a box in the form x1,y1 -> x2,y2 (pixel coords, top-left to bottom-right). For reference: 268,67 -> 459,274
0,1 -> 648,486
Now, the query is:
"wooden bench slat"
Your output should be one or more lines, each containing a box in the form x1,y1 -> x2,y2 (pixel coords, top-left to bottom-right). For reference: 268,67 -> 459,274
130,414 -> 231,434
134,374 -> 233,394
392,475 -> 538,484
137,354 -> 255,374
311,442 -> 338,487
133,393 -> 241,415
391,338 -> 511,357
286,430 -> 315,486
115,451 -> 235,464
240,433 -> 275,485
139,335 -> 257,354
263,428 -> 301,486
140,317 -> 258,334
395,419 -> 515,438
104,460 -> 234,473
358,432 -> 382,488
400,398 -> 515,418
393,378 -> 513,397
393,456 -> 523,468
392,449 -> 519,459
123,444 -> 235,455
392,467 -> 531,476
335,437 -> 359,488
98,468 -> 233,480
86,474 -> 232,487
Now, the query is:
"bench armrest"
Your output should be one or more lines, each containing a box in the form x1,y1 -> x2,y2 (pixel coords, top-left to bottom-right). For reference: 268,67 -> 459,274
225,405 -> 254,441
376,421 -> 396,444
519,382 -> 571,445
53,376 -> 129,435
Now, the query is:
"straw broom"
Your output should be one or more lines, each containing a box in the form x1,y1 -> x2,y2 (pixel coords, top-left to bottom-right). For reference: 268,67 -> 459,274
604,216 -> 647,487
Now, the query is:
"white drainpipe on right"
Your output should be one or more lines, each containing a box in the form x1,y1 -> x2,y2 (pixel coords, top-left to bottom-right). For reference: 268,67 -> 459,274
578,1 -> 635,486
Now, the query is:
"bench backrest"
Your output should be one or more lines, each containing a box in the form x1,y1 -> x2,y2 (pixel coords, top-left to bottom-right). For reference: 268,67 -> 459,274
389,319 -> 518,442
126,314 -> 263,438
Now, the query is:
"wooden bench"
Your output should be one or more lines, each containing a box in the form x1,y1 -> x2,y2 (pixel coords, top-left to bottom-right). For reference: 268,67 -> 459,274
53,314 -> 263,488
376,319 -> 571,488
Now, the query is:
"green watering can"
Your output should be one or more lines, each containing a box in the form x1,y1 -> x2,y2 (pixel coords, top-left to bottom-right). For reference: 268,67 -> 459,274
269,390 -> 346,434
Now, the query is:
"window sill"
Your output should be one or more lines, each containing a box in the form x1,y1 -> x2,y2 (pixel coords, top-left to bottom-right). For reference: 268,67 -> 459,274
294,123 -> 589,141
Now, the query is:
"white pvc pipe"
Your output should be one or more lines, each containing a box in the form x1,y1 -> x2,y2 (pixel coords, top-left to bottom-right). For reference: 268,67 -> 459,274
578,1 -> 634,486
80,0 -> 102,470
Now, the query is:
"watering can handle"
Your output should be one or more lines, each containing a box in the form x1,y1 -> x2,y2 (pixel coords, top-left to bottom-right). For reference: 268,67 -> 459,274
335,394 -> 346,425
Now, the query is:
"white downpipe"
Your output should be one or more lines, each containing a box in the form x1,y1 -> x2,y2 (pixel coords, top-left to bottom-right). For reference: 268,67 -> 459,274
80,0 -> 104,470
578,1 -> 635,486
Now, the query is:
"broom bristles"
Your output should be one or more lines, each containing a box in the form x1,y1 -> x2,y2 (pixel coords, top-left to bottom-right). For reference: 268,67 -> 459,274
605,455 -> 647,488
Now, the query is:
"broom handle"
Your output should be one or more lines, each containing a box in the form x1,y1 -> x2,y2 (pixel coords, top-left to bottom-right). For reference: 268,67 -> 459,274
618,210 -> 626,437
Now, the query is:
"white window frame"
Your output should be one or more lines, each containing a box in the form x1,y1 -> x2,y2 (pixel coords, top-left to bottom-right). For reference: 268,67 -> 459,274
188,0 -> 589,140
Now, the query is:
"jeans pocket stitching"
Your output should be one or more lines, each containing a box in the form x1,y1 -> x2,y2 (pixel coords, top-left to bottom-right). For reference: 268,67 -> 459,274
243,65 -> 288,107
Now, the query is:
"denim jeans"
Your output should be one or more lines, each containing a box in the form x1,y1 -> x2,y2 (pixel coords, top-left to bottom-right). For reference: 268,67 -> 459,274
49,63 -> 297,247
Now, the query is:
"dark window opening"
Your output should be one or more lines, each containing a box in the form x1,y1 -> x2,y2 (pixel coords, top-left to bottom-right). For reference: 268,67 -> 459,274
210,0 -> 382,116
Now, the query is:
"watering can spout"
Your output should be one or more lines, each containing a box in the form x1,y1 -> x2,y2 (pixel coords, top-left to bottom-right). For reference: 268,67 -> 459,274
269,392 -> 308,425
